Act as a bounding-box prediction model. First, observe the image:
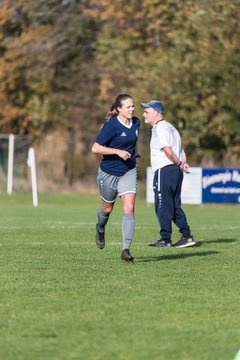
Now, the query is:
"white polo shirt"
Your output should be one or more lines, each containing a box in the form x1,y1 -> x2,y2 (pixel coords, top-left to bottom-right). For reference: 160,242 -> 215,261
150,120 -> 182,171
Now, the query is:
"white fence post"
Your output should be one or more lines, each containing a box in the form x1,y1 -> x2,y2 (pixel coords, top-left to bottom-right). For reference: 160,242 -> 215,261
27,147 -> 38,207
7,134 -> 14,194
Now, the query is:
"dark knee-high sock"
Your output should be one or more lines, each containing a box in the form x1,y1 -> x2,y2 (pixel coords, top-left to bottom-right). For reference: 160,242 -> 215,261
122,213 -> 135,250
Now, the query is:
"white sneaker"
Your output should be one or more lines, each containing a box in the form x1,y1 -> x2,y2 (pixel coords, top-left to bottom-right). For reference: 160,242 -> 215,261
174,236 -> 196,248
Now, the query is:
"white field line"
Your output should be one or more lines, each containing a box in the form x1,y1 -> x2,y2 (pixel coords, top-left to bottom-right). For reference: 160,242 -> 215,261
0,238 -> 237,246
0,222 -> 239,230
0,242 -> 124,246
0,223 -> 155,230
198,226 -> 240,230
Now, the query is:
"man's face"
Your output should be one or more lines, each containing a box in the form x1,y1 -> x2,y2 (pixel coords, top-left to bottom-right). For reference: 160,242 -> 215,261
142,107 -> 159,125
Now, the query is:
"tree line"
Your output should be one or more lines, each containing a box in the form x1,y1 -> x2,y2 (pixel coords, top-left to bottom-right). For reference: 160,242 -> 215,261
0,0 -> 239,185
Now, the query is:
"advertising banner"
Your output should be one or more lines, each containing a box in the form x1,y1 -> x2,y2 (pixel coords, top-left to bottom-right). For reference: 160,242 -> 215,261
181,167 -> 202,205
146,167 -> 202,205
146,167 -> 240,205
202,168 -> 240,204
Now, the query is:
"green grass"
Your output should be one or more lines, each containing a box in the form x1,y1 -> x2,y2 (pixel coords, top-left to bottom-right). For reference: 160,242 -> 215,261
0,193 -> 239,360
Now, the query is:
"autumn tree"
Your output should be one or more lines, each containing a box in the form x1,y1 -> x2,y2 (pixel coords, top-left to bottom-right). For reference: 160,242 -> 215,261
0,0 -> 52,138
1,0 -> 239,189
92,0 -> 240,167
0,0 -> 100,184
20,0 -> 100,183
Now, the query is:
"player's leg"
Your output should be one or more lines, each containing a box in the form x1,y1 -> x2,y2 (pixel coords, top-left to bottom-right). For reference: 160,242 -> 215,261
95,169 -> 118,249
118,168 -> 137,261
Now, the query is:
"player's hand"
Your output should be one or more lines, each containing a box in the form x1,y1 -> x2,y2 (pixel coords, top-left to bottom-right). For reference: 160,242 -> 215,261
117,150 -> 131,161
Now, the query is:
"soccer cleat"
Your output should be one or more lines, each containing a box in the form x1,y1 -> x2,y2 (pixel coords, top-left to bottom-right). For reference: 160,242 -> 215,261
174,236 -> 196,248
148,239 -> 172,247
121,249 -> 134,262
96,224 -> 105,249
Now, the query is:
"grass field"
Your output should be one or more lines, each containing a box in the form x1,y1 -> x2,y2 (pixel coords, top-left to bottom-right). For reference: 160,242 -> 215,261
0,193 -> 239,360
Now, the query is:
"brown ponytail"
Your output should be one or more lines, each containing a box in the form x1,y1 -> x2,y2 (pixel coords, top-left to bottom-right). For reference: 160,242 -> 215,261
105,93 -> 133,121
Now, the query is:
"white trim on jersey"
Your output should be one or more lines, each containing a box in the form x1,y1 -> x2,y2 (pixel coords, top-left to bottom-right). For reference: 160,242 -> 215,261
117,116 -> 133,129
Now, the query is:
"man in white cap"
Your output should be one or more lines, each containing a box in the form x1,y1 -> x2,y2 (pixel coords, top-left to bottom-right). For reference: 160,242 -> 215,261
141,100 -> 196,248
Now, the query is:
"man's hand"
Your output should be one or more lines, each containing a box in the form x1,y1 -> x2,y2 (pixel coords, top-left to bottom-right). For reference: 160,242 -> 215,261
180,162 -> 190,173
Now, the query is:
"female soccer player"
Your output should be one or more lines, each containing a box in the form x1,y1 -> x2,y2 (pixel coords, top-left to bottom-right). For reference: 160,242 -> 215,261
92,94 -> 140,261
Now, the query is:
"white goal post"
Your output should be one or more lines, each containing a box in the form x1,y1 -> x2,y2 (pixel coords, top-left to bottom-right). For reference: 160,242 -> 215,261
0,133 -> 38,207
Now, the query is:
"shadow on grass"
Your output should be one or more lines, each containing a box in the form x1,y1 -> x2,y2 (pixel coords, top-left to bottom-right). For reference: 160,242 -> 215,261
198,238 -> 237,245
136,250 -> 220,263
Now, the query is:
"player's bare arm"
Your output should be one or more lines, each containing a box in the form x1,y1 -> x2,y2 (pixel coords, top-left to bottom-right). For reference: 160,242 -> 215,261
92,142 -> 131,160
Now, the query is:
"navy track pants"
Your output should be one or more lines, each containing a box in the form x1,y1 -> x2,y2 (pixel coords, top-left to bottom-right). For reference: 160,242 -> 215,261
153,164 -> 191,241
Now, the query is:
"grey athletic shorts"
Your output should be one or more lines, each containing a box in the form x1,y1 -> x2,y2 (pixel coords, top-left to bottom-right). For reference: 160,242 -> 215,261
97,167 -> 137,203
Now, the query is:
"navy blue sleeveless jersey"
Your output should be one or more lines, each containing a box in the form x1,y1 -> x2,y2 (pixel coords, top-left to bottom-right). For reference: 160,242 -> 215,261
95,116 -> 140,176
